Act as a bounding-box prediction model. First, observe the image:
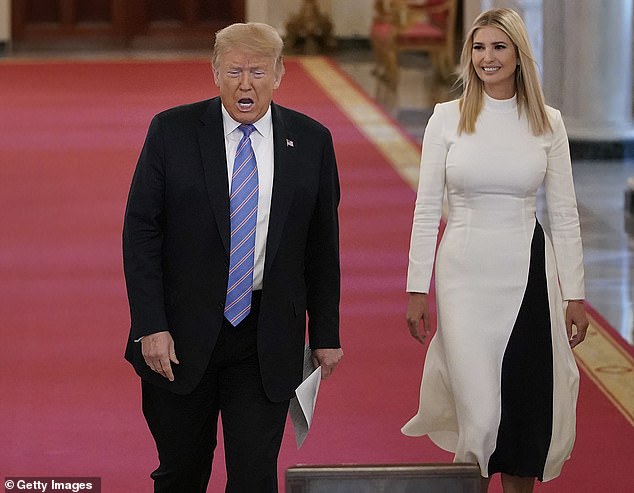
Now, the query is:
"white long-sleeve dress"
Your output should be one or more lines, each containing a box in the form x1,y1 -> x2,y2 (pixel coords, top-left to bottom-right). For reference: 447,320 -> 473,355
402,93 -> 584,481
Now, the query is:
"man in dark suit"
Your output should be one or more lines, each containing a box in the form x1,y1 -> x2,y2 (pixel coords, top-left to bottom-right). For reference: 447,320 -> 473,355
123,22 -> 342,493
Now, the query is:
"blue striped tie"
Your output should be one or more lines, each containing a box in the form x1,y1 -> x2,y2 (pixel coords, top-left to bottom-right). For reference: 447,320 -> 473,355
225,124 -> 258,326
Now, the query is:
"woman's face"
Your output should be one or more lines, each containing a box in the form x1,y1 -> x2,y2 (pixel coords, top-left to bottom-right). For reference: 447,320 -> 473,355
471,26 -> 518,99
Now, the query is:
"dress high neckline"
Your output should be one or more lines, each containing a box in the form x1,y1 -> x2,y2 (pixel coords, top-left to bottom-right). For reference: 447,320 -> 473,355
483,92 -> 517,113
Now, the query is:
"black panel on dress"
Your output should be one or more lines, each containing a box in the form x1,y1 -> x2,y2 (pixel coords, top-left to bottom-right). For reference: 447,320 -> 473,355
488,220 -> 554,480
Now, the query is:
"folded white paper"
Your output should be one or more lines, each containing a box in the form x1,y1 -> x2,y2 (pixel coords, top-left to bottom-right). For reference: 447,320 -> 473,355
289,346 -> 321,448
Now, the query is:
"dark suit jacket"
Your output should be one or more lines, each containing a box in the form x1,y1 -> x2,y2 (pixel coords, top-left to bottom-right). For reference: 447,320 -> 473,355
123,97 -> 340,401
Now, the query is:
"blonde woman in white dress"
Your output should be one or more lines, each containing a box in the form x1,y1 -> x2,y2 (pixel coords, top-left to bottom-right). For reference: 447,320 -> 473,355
403,8 -> 589,493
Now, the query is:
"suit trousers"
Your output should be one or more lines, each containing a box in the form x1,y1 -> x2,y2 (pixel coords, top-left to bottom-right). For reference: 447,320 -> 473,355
141,292 -> 290,493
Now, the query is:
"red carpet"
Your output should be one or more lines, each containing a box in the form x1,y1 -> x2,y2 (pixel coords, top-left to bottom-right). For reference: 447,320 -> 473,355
0,58 -> 632,492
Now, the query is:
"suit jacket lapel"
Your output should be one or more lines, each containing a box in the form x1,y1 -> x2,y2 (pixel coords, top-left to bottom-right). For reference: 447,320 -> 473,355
197,98 -> 231,254
264,103 -> 297,278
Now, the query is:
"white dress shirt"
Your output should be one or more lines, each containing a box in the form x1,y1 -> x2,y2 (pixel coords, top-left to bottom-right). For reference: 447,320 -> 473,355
221,105 -> 274,290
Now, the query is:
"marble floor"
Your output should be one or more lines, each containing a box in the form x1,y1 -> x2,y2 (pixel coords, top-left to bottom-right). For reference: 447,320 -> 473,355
332,48 -> 634,345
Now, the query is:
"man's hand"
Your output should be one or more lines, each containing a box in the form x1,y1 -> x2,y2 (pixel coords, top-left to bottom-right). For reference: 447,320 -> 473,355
406,292 -> 431,344
141,331 -> 179,381
566,300 -> 589,348
312,348 -> 343,380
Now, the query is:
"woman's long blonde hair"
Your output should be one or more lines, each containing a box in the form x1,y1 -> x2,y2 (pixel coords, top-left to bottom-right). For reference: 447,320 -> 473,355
458,8 -> 552,135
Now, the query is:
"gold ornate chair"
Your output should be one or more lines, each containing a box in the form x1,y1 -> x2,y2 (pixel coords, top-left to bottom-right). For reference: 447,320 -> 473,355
285,0 -> 336,54
371,0 -> 457,89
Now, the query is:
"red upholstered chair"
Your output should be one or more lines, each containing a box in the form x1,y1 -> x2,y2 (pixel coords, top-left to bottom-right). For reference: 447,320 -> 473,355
371,0 -> 457,89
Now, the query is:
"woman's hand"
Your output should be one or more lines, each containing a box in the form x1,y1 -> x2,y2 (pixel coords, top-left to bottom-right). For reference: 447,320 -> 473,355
566,300 -> 589,348
406,292 -> 431,344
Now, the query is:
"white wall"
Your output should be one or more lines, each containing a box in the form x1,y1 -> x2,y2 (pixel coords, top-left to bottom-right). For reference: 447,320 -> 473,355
464,0 -> 484,29
0,0 -> 10,42
331,0 -> 374,38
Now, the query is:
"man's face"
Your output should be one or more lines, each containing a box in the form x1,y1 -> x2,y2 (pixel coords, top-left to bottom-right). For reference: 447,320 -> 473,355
213,48 -> 282,124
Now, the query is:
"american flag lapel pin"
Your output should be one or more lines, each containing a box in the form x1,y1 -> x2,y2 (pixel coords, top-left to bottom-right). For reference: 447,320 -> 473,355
286,138 -> 294,147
